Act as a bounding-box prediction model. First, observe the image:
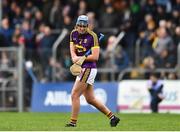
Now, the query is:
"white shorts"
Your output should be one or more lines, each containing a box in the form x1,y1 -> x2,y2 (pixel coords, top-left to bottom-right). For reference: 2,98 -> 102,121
76,68 -> 97,85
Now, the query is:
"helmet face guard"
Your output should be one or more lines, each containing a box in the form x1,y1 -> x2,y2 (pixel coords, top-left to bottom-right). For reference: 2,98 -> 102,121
76,20 -> 88,27
76,15 -> 88,27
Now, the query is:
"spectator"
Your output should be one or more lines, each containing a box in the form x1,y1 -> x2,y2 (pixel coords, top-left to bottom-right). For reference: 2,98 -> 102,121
49,0 -> 63,29
101,35 -> 129,80
113,45 -> 129,71
33,10 -> 44,30
2,0 -> 11,18
0,18 -> 13,46
23,10 -> 34,29
155,49 -> 177,68
156,0 -> 172,13
21,20 -> 34,49
12,6 -> 23,27
152,27 -> 174,55
103,35 -> 129,70
86,12 -> 98,31
0,34 -> 6,47
167,72 -> 178,80
138,16 -> 156,59
171,7 -> 180,27
35,23 -> 46,48
77,0 -> 88,15
39,26 -> 55,79
174,26 -> 180,46
67,0 -> 79,20
24,1 -> 39,15
141,56 -> 155,78
43,57 -> 67,82
12,25 -> 25,47
102,35 -> 116,68
39,26 -> 55,49
99,4 -> 118,28
62,15 -> 74,30
9,1 -> 18,22
154,5 -> 168,24
42,0 -> 53,24
142,0 -> 157,16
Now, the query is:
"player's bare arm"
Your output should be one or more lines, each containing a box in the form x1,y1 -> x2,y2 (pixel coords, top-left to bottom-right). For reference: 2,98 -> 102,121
85,47 -> 100,62
70,42 -> 81,63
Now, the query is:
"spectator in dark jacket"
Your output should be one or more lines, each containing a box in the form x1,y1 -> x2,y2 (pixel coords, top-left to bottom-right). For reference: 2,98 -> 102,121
0,18 -> 13,46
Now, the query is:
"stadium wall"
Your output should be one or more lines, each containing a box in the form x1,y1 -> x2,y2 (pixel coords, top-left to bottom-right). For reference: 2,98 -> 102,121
31,82 -> 118,112
31,81 -> 180,113
118,80 -> 180,113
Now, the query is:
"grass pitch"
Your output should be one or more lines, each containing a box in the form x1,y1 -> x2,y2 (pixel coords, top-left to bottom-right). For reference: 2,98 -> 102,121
0,112 -> 179,131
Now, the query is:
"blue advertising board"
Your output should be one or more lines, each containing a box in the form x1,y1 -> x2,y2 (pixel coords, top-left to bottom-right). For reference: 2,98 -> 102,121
31,82 -> 118,112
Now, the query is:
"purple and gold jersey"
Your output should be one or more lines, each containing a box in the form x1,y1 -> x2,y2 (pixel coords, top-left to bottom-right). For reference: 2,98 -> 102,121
70,29 -> 99,68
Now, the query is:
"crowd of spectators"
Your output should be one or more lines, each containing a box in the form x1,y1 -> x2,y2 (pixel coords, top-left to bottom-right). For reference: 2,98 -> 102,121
0,0 -> 179,82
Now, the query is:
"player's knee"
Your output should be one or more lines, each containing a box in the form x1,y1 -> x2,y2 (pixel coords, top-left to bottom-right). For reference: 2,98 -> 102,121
71,92 -> 79,101
86,97 -> 95,105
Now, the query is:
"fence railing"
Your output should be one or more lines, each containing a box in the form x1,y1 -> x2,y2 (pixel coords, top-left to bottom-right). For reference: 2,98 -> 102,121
0,46 -> 24,112
52,28 -> 68,81
117,68 -> 177,81
135,38 -> 141,67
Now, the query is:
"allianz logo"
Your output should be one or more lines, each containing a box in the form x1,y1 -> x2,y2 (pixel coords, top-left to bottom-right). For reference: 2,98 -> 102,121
44,88 -> 107,106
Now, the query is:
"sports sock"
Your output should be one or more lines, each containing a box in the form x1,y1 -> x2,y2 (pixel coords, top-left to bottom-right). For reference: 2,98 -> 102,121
106,111 -> 115,120
70,118 -> 77,125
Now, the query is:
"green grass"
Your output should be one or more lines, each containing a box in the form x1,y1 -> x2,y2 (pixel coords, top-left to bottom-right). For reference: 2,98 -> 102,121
0,112 -> 180,131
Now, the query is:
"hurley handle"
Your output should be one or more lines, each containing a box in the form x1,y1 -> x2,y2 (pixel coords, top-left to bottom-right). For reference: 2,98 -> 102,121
84,33 -> 104,57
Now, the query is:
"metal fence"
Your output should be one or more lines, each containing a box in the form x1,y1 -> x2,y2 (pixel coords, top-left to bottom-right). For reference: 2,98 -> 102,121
0,46 -> 24,112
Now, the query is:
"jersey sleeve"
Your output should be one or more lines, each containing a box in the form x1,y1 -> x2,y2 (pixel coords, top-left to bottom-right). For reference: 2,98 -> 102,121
70,30 -> 75,45
90,31 -> 99,50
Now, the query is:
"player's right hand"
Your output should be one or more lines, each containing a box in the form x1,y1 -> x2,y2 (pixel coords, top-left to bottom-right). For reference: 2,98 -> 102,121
72,56 -> 81,63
